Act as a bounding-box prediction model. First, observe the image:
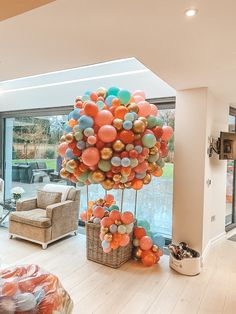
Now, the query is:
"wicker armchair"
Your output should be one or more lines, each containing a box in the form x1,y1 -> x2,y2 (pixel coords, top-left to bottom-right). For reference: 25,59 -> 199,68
9,184 -> 80,249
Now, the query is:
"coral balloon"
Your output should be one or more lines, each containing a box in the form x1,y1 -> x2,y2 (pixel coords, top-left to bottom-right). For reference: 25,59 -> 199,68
95,110 -> 113,126
150,104 -> 158,116
141,251 -> 156,267
81,147 -> 100,166
121,211 -> 134,224
84,101 -> 99,117
58,142 -> 68,157
109,210 -> 121,221
133,90 -> 146,99
98,125 -> 117,143
162,126 -> 173,141
139,236 -> 153,251
134,226 -> 146,239
114,106 -> 129,120
93,206 -> 105,218
120,130 -> 135,144
131,178 -> 143,190
101,217 -> 114,227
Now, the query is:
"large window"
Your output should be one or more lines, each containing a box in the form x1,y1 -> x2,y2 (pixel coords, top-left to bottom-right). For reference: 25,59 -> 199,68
0,100 -> 175,239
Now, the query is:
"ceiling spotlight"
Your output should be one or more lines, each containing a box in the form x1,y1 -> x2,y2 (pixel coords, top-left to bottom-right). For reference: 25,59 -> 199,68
185,8 -> 198,17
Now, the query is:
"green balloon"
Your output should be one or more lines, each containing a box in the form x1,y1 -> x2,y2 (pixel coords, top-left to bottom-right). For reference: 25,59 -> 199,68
142,134 -> 156,148
130,158 -> 139,168
107,86 -> 120,97
156,158 -> 165,168
77,170 -> 89,182
98,160 -> 112,172
118,89 -> 131,104
156,118 -> 164,127
88,172 -> 97,184
147,115 -> 158,128
148,153 -> 159,162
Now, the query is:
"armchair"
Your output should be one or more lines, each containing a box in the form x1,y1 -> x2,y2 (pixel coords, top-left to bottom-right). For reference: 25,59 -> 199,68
9,184 -> 80,249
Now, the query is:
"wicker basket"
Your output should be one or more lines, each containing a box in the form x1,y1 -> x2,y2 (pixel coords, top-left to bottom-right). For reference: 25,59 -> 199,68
86,222 -> 133,268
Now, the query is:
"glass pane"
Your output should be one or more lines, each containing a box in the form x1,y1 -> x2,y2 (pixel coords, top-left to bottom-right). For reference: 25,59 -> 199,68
3,115 -> 70,226
225,115 -> 235,226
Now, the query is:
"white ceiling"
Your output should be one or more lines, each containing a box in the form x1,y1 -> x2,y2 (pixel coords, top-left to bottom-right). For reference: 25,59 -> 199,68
0,0 -> 236,104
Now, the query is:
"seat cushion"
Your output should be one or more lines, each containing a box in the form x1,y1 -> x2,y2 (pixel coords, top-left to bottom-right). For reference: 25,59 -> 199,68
10,209 -> 51,228
37,190 -> 62,209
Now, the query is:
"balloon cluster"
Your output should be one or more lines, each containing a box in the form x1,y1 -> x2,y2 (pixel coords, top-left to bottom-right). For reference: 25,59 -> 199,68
81,195 -> 134,253
58,87 -> 173,189
133,226 -> 163,267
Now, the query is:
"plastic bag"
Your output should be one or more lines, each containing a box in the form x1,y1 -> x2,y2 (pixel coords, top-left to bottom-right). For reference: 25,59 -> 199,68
0,264 -> 73,313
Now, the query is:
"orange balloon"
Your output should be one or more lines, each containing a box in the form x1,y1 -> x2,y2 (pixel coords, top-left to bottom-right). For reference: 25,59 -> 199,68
93,206 -> 105,218
131,178 -> 143,190
141,251 -> 156,267
119,130 -> 134,144
121,211 -> 134,224
84,102 -> 98,117
109,210 -> 121,221
114,106 -> 129,120
120,234 -> 130,246
134,226 -> 146,239
153,168 -> 163,177
95,110 -> 113,126
112,98 -> 121,107
101,217 -> 114,227
121,166 -> 131,176
113,232 -> 122,243
110,240 -> 120,249
81,147 -> 100,166
68,119 -> 78,127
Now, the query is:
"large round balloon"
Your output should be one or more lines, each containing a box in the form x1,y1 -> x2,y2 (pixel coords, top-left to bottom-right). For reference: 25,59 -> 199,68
58,87 -> 173,189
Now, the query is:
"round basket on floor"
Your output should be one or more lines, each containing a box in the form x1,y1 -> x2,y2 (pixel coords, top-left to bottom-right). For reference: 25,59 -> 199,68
86,222 -> 133,268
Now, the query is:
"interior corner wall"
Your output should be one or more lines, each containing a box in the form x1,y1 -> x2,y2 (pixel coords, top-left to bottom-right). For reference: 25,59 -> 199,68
173,87 -> 229,254
172,88 -> 208,253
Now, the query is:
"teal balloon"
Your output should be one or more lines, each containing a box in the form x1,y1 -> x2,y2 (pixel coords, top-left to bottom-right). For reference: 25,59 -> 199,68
124,113 -> 135,121
73,125 -> 82,132
118,89 -> 131,104
78,115 -> 94,130
82,95 -> 90,102
98,160 -> 112,172
147,116 -> 158,128
138,220 -> 150,231
142,134 -> 156,148
96,100 -> 104,110
152,234 -> 165,248
85,90 -> 92,95
156,118 -> 164,127
107,86 -> 120,96
109,205 -> 120,211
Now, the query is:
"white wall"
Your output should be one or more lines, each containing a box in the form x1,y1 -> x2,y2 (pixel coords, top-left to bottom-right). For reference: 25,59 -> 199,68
173,87 -> 229,254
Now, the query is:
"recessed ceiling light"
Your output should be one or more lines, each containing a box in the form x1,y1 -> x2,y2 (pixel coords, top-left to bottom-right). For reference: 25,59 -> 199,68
185,8 -> 198,17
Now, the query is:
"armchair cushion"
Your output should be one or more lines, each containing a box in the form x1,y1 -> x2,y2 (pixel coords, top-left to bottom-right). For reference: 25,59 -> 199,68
43,184 -> 74,202
10,209 -> 51,228
37,190 -> 62,209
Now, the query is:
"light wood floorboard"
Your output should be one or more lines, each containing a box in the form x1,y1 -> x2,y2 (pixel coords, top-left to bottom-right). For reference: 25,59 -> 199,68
1,229 -> 236,314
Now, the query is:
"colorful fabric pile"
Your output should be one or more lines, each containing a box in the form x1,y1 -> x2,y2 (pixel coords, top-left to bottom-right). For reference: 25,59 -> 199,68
58,87 -> 173,190
0,264 -> 73,314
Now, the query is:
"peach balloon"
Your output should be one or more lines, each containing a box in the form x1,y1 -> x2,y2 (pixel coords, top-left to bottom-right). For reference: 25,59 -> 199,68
133,90 -> 146,99
95,110 -> 113,126
150,104 -> 158,116
109,210 -> 121,221
98,125 -> 117,142
139,236 -> 153,251
81,147 -> 100,166
87,135 -> 97,145
120,234 -> 130,247
138,101 -> 152,117
58,142 -> 68,157
131,178 -> 143,190
121,211 -> 134,224
93,206 -> 105,218
134,95 -> 144,104
101,217 -> 114,227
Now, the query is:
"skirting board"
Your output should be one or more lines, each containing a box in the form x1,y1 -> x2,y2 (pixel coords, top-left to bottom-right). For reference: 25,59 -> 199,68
202,231 -> 226,263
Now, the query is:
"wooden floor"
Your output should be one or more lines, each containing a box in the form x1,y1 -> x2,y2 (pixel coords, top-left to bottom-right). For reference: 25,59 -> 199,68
1,228 -> 236,314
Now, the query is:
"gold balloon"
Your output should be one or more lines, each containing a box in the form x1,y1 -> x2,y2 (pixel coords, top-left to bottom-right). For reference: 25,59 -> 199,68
101,227 -> 109,233
104,233 -> 113,242
119,183 -> 125,189
60,168 -> 70,179
128,103 -> 139,113
139,117 -> 148,127
133,120 -> 145,133
96,87 -> 107,98
65,133 -> 74,143
134,247 -> 142,259
60,135 -> 66,143
150,147 -> 159,155
62,160 -> 67,167
113,118 -> 123,130
113,140 -> 125,152
92,170 -> 105,183
115,220 -> 122,225
143,173 -> 152,185
95,198 -> 105,206
148,162 -> 158,173
124,182 -> 132,188
100,147 -> 113,160
113,174 -> 122,182
101,179 -> 114,190
152,245 -> 159,253
67,160 -> 77,169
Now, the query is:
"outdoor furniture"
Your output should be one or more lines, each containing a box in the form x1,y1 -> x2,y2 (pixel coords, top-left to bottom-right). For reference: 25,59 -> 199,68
0,199 -> 16,225
9,184 -> 80,249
